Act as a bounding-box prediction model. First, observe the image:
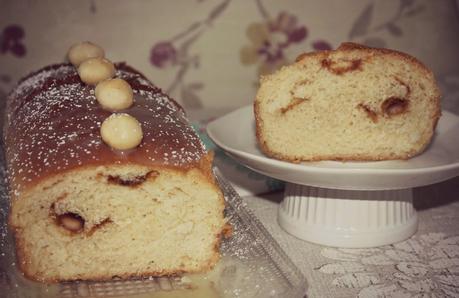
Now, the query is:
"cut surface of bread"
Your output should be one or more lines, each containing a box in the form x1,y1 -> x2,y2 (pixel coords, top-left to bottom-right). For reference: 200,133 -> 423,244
254,42 -> 441,162
10,163 -> 224,282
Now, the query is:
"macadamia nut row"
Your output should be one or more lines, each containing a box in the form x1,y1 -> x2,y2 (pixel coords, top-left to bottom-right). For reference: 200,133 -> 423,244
67,41 -> 143,150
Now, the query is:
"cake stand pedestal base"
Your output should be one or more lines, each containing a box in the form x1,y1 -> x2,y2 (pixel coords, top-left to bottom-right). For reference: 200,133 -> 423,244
278,183 -> 418,248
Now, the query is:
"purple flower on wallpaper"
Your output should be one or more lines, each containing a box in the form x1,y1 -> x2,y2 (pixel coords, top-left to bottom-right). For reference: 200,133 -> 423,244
0,74 -> 11,84
0,24 -> 26,57
241,11 -> 307,74
150,41 -> 177,68
268,12 -> 308,45
312,40 -> 332,51
241,11 -> 332,75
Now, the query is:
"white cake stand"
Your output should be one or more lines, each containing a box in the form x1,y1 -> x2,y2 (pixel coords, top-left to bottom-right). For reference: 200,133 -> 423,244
207,105 -> 459,248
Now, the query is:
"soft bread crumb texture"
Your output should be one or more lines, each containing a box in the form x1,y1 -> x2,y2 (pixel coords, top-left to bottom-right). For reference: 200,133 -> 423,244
254,42 -> 441,162
10,164 -> 225,282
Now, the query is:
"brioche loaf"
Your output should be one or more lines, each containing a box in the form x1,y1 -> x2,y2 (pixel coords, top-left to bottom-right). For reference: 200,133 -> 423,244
254,42 -> 441,162
4,62 -> 226,282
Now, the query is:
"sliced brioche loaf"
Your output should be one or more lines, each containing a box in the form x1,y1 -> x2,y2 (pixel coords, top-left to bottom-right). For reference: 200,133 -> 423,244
254,42 -> 441,162
5,63 -> 226,282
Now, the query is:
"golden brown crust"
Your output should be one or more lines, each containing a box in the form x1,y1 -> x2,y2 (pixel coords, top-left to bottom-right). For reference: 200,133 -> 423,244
296,42 -> 437,80
253,100 -> 271,158
255,147 -> 421,163
221,222 -> 233,239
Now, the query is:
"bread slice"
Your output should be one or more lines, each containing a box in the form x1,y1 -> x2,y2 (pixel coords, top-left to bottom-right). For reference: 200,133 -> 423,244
254,42 -> 441,162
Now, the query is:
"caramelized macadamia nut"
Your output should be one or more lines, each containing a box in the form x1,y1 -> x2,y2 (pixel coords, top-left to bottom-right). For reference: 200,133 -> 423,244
67,41 -> 105,66
95,79 -> 134,111
100,113 -> 143,150
57,213 -> 84,232
78,58 -> 115,85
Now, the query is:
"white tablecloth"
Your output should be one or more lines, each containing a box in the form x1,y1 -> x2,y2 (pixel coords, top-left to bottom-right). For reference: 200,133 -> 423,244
240,177 -> 459,298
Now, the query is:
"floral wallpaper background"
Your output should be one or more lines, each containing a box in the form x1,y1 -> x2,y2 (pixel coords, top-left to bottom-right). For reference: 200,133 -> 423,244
1,0 -> 458,195
1,0 -> 459,113
1,2 -> 459,296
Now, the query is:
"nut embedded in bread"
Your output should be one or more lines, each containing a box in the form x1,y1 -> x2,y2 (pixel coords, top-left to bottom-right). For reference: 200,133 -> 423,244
254,42 -> 441,162
4,62 -> 226,282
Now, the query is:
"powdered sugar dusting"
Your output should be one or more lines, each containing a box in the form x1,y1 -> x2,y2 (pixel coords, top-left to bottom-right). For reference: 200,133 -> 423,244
6,64 -> 75,125
4,63 -> 207,194
10,64 -> 75,100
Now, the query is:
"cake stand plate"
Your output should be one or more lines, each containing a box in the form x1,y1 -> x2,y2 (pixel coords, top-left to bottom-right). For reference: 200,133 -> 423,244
207,105 -> 459,248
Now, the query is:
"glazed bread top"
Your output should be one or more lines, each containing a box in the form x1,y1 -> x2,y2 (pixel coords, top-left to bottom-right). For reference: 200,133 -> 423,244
4,63 -> 207,195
